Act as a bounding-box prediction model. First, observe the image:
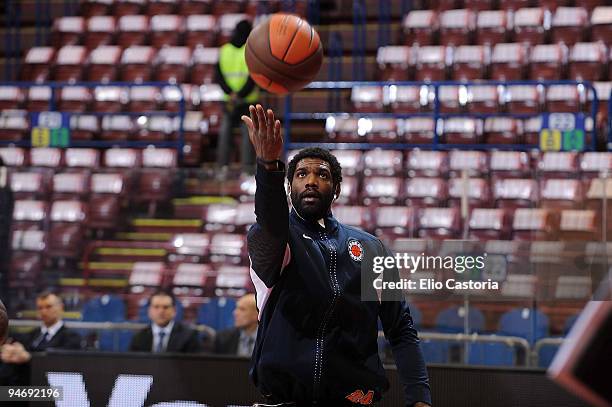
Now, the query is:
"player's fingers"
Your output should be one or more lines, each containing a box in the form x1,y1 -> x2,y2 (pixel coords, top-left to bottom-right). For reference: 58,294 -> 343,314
248,105 -> 258,132
241,115 -> 254,133
274,119 -> 282,143
266,109 -> 274,137
256,105 -> 267,136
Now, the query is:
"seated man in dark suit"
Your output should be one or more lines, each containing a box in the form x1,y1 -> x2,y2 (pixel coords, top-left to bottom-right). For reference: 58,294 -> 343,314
129,290 -> 202,353
215,294 -> 258,357
0,291 -> 81,385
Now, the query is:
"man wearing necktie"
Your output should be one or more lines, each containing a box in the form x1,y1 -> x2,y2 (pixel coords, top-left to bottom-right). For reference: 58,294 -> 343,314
215,294 -> 258,357
0,292 -> 81,385
129,290 -> 202,353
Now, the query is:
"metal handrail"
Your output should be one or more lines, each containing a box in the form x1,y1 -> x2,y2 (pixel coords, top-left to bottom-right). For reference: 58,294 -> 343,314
533,337 -> 564,367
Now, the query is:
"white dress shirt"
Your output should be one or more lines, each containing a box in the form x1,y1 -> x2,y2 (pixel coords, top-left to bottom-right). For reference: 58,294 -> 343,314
151,321 -> 174,353
40,320 -> 64,342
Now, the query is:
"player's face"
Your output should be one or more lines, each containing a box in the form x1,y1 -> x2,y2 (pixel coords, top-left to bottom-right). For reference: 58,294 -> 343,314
36,295 -> 63,328
291,158 -> 336,221
148,295 -> 176,328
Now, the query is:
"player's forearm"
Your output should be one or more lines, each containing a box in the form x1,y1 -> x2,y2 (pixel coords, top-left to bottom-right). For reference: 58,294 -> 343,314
254,160 -> 288,234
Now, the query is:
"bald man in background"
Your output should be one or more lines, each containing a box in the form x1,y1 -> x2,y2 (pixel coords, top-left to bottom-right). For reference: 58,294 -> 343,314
215,294 -> 258,357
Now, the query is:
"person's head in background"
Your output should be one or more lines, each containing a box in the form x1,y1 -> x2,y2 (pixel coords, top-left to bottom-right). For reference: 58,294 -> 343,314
148,290 -> 177,328
0,299 -> 8,345
36,292 -> 64,328
231,19 -> 252,47
233,294 -> 258,334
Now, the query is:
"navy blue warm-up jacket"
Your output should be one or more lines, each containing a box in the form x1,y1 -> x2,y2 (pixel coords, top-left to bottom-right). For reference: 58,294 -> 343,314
247,162 -> 431,406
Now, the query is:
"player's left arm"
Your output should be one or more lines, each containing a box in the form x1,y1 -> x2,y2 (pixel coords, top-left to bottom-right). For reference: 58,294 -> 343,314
377,242 -> 432,407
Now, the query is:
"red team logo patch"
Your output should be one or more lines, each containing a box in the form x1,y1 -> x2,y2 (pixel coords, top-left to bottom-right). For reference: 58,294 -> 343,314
346,389 -> 374,405
348,239 -> 364,262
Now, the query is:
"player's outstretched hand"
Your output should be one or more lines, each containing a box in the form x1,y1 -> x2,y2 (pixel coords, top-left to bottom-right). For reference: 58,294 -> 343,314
241,104 -> 283,162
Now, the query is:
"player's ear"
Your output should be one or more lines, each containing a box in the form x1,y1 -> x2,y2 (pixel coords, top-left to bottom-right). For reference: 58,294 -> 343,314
285,178 -> 291,196
333,184 -> 340,201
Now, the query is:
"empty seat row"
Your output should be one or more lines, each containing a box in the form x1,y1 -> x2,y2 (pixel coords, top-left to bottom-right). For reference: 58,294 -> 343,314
377,42 -> 612,81
402,6 -> 612,46
418,0 -> 602,12
22,45 -> 221,84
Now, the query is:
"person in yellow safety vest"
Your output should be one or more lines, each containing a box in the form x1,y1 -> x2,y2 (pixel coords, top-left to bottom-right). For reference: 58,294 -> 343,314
215,19 -> 259,175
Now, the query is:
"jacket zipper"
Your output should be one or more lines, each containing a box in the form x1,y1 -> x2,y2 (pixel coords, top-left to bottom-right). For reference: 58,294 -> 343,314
312,231 -> 341,402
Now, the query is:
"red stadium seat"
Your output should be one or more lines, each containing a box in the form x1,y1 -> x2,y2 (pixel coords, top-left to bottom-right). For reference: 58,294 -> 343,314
209,234 -> 247,265
484,117 -> 522,144
65,148 -> 100,169
101,115 -> 134,142
136,116 -> 173,142
449,150 -> 489,177
441,118 -> 483,144
25,85 -> 52,112
468,208 -> 511,240
0,147 -> 27,167
0,110 -> 28,141
452,45 -> 489,81
114,0 -> 145,18
493,178 -> 538,209
400,118 -> 436,144
537,152 -> 580,179
81,0 -> 112,17
529,44 -> 568,81
129,262 -> 165,287
414,46 -> 447,81
54,46 -> 87,82
30,147 -> 63,168
388,85 -> 427,113
191,47 -> 219,84
147,0 -> 177,15
70,115 -> 99,141
332,205 -> 372,231
58,86 -> 92,112
217,14 -> 249,45
503,85 -> 542,114
197,84 -> 224,132
402,10 -> 439,46
48,200 -> 89,259
87,46 -> 122,83
376,46 -> 411,81
514,8 -> 549,47
120,46 -> 156,82
185,15 -> 217,48
179,0 -> 212,16
10,172 -> 48,200
569,42 -> 608,81
551,7 -> 588,46
173,263 -> 213,288
89,172 -> 126,230
12,200 -> 48,231
559,210 -> 599,241
439,9 -> 476,46
161,84 -> 194,112
490,43 -> 528,81
512,208 -> 559,241
351,86 -> 384,113
326,116 -> 359,143
591,82 -> 611,126
156,47 -> 192,83
0,86 -> 25,110
522,116 -> 542,146
438,86 -> 463,113
136,148 -> 177,214
117,15 -> 149,48
128,86 -> 160,112
204,203 -> 238,232
85,16 -> 116,49
476,10 -> 510,45
330,150 -> 363,176
363,149 -> 403,176
467,85 -> 499,113
215,265 -> 251,291
431,0 -> 459,12
170,233 -> 211,264
52,172 -> 90,200
580,152 -> 612,179
21,47 -> 55,82
150,15 -> 184,48
10,230 -> 46,280
546,85 -> 582,113
416,207 -> 461,239
105,148 -> 142,168
362,176 -> 403,206
335,176 -> 359,205
590,6 -> 612,43
407,150 -> 449,178
52,16 -> 85,47
465,0 -> 494,12
448,177 -> 492,209
363,118 -> 399,143
540,179 -> 584,210
373,206 -> 414,240
93,85 -> 125,112
404,177 -> 447,208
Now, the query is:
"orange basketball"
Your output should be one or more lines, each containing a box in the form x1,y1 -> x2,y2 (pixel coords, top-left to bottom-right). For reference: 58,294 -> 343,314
245,13 -> 323,95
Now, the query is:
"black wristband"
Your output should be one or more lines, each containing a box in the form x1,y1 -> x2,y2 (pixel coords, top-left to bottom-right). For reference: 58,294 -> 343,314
256,157 -> 283,169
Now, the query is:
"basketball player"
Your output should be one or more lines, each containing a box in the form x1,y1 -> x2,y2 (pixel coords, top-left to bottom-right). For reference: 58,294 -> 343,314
242,104 -> 431,406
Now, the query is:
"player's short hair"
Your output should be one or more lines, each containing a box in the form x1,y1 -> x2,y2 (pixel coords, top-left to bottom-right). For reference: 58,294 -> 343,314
287,148 -> 343,188
149,290 -> 176,307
